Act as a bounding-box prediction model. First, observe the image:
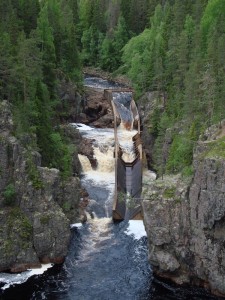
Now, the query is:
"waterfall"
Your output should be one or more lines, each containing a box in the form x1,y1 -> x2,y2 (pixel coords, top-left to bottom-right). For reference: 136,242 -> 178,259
78,154 -> 92,172
93,146 -> 115,173
76,127 -> 115,175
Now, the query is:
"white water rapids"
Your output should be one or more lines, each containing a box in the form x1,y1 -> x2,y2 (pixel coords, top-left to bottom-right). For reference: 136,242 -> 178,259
75,123 -> 138,173
71,123 -> 141,218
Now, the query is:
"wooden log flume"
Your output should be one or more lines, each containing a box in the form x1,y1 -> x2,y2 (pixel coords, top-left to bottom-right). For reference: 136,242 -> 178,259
104,89 -> 143,220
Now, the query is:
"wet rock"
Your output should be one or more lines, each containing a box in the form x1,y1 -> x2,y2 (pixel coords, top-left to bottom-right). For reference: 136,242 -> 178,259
79,137 -> 97,169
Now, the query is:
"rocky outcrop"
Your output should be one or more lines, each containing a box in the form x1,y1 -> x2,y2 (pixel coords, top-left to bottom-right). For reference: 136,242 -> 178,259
0,100 -> 82,272
58,79 -> 84,123
138,91 -> 163,169
78,87 -> 114,128
142,125 -> 225,296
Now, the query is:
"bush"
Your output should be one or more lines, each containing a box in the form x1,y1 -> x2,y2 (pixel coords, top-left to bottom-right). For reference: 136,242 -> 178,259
3,184 -> 16,206
26,154 -> 43,189
49,132 -> 72,179
163,186 -> 176,198
182,165 -> 194,177
166,135 -> 193,173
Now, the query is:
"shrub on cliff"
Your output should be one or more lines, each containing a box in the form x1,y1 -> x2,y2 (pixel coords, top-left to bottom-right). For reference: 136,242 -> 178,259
3,183 -> 16,206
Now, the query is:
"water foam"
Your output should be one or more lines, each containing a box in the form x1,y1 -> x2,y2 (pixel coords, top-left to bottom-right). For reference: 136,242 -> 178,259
125,220 -> 147,240
0,264 -> 53,290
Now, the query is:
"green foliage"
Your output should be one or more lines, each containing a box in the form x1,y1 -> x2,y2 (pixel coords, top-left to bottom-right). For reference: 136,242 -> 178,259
8,207 -> 33,244
3,184 -> 16,206
182,165 -> 194,177
1,0 -> 224,178
153,112 -> 172,176
12,0 -> 40,35
0,33 -> 14,100
40,214 -> 50,225
0,0 -> 82,183
62,201 -> 71,212
201,0 -> 225,46
166,135 -> 193,173
150,107 -> 161,136
37,3 -> 56,97
163,186 -> 176,199
122,4 -> 167,93
120,0 -> 152,34
77,0 -> 148,71
203,137 -> 225,159
48,132 -> 73,179
26,153 -> 43,189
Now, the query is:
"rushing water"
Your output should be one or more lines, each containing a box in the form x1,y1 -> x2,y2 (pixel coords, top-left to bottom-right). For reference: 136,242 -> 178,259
0,78 -> 224,300
112,92 -> 134,130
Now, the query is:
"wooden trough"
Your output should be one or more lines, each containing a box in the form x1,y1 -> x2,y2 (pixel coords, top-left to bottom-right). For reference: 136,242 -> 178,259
104,89 -> 143,220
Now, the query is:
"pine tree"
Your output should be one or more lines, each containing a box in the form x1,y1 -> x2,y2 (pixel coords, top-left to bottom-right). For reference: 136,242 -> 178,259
0,33 -> 14,100
15,32 -> 42,103
14,0 -> 40,35
37,3 -> 56,98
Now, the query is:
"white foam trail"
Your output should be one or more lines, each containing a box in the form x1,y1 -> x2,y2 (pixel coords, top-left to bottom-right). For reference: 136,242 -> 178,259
125,220 -> 147,240
78,218 -> 113,261
70,223 -> 83,229
70,123 -> 94,131
0,264 -> 53,290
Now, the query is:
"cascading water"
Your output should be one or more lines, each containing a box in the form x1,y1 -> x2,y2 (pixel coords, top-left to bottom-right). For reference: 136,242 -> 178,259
117,129 -> 137,162
112,92 -> 134,131
0,77 -> 223,300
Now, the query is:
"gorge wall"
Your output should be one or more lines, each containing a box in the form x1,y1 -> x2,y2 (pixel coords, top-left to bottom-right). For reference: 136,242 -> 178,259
142,120 -> 225,296
0,100 -> 82,272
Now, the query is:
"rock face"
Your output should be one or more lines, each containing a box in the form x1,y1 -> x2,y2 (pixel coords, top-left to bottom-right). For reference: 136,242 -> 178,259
0,101 -> 81,272
138,91 -> 162,169
78,87 -> 114,128
142,127 -> 225,296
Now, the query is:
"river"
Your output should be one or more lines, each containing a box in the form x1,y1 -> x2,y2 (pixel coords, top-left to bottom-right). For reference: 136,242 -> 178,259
0,77 -> 223,300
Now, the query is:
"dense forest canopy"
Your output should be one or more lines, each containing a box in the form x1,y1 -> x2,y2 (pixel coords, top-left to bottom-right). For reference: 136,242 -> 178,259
0,0 -> 225,176
0,0 -> 82,178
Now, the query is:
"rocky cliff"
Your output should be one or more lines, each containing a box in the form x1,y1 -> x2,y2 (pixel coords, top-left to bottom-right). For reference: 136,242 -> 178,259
142,122 -> 225,296
0,100 -> 82,272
